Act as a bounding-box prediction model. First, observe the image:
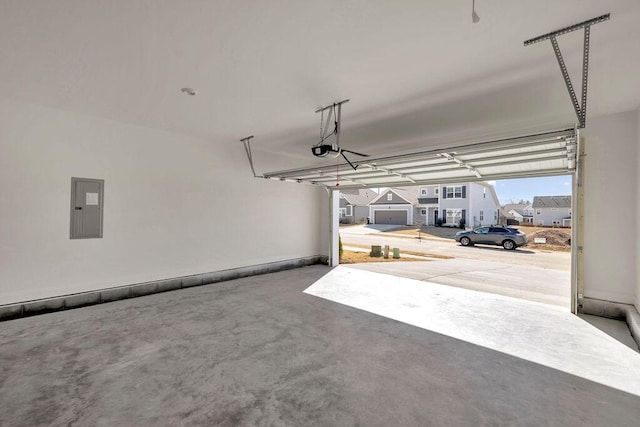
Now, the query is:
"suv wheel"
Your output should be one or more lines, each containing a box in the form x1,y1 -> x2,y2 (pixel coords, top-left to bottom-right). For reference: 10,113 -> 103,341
502,240 -> 516,250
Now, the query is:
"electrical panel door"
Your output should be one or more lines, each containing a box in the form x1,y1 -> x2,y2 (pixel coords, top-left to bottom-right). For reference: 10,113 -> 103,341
70,178 -> 104,239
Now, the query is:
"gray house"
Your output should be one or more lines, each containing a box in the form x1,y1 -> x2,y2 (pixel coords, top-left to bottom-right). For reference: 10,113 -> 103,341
366,182 -> 500,227
502,203 -> 534,224
532,195 -> 572,227
368,188 -> 416,225
339,189 -> 378,224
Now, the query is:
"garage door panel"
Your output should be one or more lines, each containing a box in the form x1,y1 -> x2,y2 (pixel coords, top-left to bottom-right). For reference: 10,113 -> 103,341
263,128 -> 577,190
374,210 -> 407,225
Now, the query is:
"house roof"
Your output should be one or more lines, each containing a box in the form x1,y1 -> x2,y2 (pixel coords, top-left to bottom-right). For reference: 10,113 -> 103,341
532,195 -> 572,208
369,187 -> 418,205
498,208 -> 516,220
391,188 -> 420,205
340,189 -> 379,206
502,203 -> 533,217
502,203 -> 529,211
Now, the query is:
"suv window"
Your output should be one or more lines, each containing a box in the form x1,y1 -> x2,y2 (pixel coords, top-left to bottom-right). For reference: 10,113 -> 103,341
474,227 -> 489,234
489,227 -> 507,233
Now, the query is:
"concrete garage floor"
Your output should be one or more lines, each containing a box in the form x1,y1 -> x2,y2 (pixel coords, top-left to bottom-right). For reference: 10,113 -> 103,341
1,266 -> 639,426
579,314 -> 639,352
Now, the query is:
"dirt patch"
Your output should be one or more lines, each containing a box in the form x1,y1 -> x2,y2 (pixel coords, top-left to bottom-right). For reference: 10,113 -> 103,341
525,229 -> 571,252
340,250 -> 429,264
516,224 -> 571,234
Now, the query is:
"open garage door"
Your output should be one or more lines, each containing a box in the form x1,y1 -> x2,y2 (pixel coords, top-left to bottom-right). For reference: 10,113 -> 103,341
374,210 -> 407,225
264,129 -> 577,190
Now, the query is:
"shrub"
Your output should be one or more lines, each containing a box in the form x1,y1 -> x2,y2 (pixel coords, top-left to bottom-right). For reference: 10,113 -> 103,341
339,234 -> 343,259
436,218 -> 443,227
459,219 -> 466,229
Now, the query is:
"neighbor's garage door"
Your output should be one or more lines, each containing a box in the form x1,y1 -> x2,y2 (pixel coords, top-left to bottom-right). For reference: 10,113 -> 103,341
374,210 -> 407,225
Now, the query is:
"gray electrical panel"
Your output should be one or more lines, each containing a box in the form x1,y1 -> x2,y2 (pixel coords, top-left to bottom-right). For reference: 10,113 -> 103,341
70,178 -> 104,239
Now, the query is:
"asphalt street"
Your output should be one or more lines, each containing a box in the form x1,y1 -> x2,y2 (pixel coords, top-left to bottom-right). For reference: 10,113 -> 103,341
340,228 -> 571,271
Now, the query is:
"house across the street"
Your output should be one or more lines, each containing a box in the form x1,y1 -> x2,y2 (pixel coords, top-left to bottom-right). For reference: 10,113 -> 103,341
502,202 -> 534,224
357,182 -> 500,227
532,195 -> 572,227
338,189 -> 378,224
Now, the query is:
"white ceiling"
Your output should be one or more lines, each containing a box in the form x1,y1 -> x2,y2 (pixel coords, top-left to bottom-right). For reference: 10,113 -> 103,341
1,1 -> 638,169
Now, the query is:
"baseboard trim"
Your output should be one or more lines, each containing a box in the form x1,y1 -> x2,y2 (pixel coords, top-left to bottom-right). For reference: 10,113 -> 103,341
0,255 -> 328,321
578,296 -> 640,348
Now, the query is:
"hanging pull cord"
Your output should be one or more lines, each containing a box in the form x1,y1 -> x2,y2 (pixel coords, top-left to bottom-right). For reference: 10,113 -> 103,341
335,102 -> 340,186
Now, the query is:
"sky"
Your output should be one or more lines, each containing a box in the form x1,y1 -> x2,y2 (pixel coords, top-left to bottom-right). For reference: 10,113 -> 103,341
492,175 -> 572,205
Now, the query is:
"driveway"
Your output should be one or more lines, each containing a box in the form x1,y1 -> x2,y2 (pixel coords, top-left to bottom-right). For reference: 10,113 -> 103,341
345,258 -> 570,308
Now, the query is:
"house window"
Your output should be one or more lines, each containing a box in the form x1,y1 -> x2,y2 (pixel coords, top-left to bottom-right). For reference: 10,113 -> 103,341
420,187 -> 428,196
339,208 -> 347,218
346,205 -> 353,216
568,209 -> 572,216
420,209 -> 427,215
446,186 -> 463,199
387,193 -> 393,201
435,188 -> 439,195
536,209 -> 541,215
494,211 -> 497,220
479,210 -> 484,221
446,209 -> 462,224
483,188 -> 486,198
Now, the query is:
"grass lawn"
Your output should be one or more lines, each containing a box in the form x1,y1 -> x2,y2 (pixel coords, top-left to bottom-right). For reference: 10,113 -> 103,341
339,250 -> 430,264
343,244 -> 454,260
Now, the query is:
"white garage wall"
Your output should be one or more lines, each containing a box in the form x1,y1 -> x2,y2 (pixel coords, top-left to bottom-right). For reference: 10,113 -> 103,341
582,110 -> 638,305
0,99 -> 326,305
637,107 -> 640,311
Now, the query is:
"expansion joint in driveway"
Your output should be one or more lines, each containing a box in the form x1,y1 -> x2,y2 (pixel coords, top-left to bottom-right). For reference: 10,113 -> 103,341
421,265 -> 512,281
